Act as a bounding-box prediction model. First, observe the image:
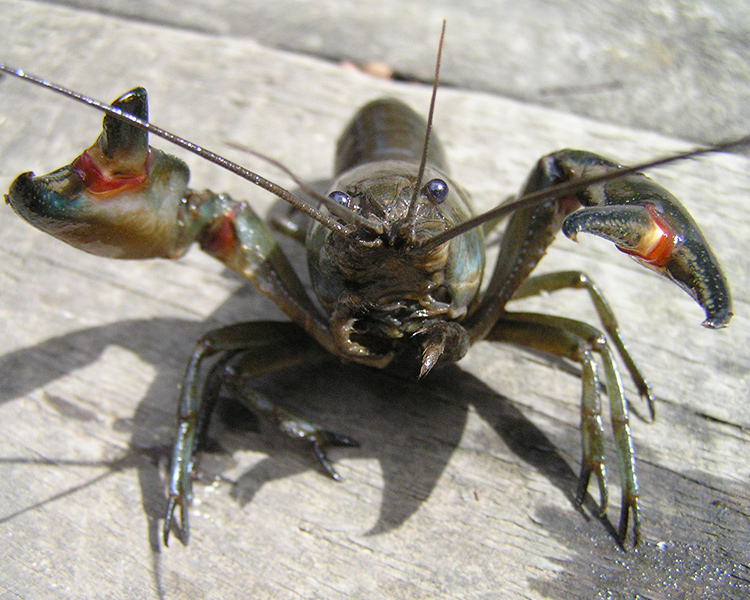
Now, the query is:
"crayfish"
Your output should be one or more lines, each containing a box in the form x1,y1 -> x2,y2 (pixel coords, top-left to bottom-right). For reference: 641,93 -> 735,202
0,39 -> 738,548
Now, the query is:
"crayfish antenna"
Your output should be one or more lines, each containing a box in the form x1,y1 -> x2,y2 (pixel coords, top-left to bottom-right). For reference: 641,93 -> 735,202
0,63 -> 351,237
406,19 -> 447,224
423,134 -> 750,251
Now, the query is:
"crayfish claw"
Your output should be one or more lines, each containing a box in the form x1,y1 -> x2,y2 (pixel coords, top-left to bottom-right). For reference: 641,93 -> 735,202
560,164 -> 732,329
5,85 -> 193,261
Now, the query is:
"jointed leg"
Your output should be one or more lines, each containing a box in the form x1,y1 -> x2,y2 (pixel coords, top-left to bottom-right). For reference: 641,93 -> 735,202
487,312 -> 640,545
164,321 -> 345,546
210,351 -> 358,481
513,271 -> 654,418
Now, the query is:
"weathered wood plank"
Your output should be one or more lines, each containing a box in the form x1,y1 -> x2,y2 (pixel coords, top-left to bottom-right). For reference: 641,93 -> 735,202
1,1 -> 748,598
41,0 -> 750,144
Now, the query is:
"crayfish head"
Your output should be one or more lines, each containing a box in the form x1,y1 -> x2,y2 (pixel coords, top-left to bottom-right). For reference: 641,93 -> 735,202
307,160 -> 484,371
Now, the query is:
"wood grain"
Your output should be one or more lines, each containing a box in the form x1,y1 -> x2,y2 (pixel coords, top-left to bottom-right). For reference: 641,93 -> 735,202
1,2 -> 748,598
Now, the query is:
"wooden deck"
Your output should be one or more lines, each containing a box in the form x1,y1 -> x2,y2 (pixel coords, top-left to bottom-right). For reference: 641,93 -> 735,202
1,2 -> 748,598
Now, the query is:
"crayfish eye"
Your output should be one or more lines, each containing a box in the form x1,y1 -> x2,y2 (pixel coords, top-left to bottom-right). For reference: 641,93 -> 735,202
424,178 -> 448,204
328,190 -> 351,206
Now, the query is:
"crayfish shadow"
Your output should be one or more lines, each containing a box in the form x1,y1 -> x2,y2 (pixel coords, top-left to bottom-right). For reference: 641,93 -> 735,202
0,282 -> 582,550
0,308 -> 583,548
0,314 -> 220,547
199,357 -> 581,538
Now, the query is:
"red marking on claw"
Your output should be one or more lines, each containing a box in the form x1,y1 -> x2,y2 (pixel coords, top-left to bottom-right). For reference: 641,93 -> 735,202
619,204 -> 677,268
201,207 -> 239,260
72,150 -> 148,196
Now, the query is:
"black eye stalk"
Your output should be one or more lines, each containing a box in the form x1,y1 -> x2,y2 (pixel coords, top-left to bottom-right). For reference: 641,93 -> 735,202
328,190 -> 351,206
424,178 -> 448,204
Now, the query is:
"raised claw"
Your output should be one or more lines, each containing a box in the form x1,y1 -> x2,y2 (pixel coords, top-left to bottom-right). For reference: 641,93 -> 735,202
557,150 -> 732,328
5,87 -> 193,261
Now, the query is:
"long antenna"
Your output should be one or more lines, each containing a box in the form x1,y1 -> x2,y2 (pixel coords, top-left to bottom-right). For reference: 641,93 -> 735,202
0,64 -> 352,237
422,134 -> 750,251
406,20 -> 447,221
